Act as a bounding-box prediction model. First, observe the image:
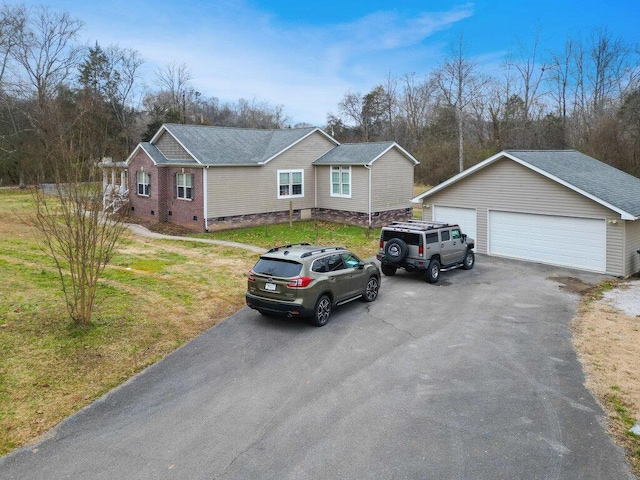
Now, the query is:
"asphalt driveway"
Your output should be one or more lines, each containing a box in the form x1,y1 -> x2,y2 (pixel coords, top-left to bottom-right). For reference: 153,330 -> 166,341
1,256 -> 634,479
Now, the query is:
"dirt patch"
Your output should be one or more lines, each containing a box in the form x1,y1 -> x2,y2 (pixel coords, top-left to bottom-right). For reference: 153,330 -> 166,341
549,276 -> 596,295
572,289 -> 640,475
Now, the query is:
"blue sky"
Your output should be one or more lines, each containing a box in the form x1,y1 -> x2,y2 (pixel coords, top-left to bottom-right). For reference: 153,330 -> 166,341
16,0 -> 640,125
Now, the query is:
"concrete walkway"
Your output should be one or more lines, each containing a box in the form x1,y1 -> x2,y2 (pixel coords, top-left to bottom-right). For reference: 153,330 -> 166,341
126,223 -> 265,254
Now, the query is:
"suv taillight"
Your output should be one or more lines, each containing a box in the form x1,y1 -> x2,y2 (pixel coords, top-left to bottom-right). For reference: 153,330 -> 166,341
419,245 -> 423,256
248,269 -> 255,281
379,240 -> 384,249
287,277 -> 312,288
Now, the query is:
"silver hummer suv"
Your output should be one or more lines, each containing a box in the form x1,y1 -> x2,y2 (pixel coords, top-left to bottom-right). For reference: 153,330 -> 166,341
376,220 -> 475,283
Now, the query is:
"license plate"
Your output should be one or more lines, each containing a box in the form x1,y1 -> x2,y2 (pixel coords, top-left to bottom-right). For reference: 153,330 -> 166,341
265,282 -> 277,291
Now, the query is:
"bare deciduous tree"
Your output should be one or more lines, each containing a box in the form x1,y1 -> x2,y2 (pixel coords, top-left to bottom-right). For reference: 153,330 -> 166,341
154,62 -> 193,122
399,72 -> 435,148
11,6 -> 83,110
33,157 -> 128,326
433,33 -> 486,172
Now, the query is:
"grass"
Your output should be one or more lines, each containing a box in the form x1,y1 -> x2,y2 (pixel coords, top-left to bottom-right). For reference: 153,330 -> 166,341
0,189 -> 382,456
586,280 -> 616,301
605,387 -> 640,469
0,189 -> 257,455
200,221 -> 380,259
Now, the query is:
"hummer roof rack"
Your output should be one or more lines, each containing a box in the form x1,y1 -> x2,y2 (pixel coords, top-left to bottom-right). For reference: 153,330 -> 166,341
386,220 -> 455,231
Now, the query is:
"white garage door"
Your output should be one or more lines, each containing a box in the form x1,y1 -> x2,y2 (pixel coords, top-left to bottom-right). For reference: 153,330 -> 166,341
488,211 -> 606,272
433,206 -> 477,251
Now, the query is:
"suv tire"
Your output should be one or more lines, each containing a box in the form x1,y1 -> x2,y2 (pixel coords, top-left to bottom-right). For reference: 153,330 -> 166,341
462,249 -> 475,270
425,258 -> 440,284
384,238 -> 408,263
362,276 -> 380,302
381,264 -> 397,276
313,294 -> 332,327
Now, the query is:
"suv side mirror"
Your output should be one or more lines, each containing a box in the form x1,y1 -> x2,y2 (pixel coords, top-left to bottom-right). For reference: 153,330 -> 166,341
358,261 -> 365,269
462,234 -> 467,241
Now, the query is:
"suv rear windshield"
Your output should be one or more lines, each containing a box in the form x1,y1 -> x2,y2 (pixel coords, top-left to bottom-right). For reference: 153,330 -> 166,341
253,258 -> 302,277
381,231 -> 421,245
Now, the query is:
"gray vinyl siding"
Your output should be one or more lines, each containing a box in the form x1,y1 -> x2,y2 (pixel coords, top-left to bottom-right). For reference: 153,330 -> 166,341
316,165 -> 368,213
205,131 -> 335,217
624,220 -> 640,276
607,224 -> 625,276
156,132 -> 194,160
422,159 -> 626,276
371,149 -> 415,212
316,148 -> 415,213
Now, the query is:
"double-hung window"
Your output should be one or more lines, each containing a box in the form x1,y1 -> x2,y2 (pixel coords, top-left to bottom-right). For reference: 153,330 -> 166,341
331,166 -> 351,197
177,173 -> 193,200
137,171 -> 150,196
278,170 -> 304,198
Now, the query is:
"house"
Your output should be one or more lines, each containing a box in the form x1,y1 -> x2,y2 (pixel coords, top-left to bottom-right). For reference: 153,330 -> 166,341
412,150 -> 640,276
123,124 -> 418,232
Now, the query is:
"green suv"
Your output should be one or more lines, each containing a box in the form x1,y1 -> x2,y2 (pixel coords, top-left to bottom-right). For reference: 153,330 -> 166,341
246,244 -> 380,326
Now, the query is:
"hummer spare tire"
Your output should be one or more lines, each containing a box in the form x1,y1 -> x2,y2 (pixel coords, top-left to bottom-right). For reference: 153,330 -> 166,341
384,238 -> 408,263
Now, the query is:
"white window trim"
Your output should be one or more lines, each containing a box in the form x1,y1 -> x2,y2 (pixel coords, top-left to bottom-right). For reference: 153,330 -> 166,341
330,165 -> 351,198
137,171 -> 150,197
277,169 -> 304,199
177,172 -> 193,201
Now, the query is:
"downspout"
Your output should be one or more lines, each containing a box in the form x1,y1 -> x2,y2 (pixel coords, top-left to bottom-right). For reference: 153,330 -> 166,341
364,164 -> 372,227
314,166 -> 317,210
203,167 -> 209,231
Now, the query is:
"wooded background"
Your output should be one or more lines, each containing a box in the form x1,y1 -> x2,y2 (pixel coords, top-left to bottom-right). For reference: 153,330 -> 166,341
1,5 -> 638,187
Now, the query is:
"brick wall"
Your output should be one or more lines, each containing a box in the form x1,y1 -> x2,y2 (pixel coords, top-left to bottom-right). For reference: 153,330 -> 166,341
128,151 -> 160,223
163,167 -> 204,230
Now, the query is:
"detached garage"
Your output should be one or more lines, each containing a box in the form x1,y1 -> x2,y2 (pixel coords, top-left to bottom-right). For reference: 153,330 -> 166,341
413,150 -> 640,276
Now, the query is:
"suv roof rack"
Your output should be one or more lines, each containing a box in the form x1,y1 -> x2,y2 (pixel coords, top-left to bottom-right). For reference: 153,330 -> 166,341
387,220 -> 455,231
266,243 -> 311,253
300,246 -> 346,258
265,244 -> 347,258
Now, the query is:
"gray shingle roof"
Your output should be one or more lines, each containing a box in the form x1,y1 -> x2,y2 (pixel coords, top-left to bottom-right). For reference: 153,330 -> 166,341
140,142 -> 198,165
505,150 -> 640,217
312,142 -> 394,165
313,142 -> 419,165
413,149 -> 640,219
159,124 -> 320,165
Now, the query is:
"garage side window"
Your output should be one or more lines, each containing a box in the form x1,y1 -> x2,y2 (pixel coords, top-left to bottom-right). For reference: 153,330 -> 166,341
278,170 -> 304,199
137,171 -> 150,197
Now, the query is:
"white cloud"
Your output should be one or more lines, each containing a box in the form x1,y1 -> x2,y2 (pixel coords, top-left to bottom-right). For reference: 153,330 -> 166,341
64,0 -> 476,124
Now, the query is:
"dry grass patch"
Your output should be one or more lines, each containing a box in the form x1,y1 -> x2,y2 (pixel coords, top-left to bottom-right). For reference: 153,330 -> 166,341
572,281 -> 640,476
